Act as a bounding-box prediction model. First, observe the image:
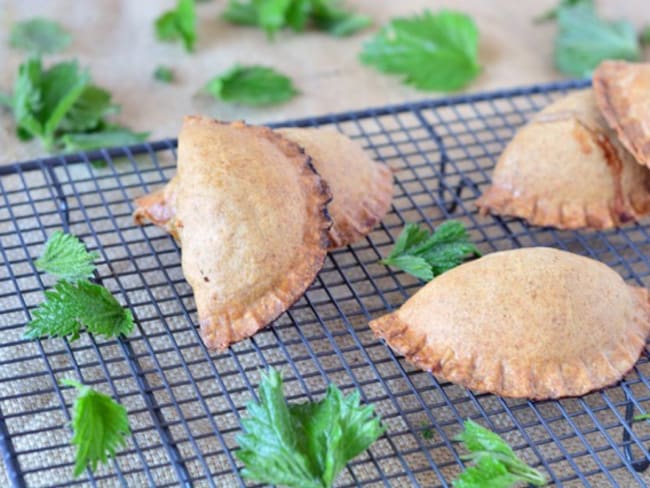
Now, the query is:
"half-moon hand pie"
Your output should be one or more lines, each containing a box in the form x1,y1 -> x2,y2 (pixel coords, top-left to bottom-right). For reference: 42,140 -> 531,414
593,60 -> 650,168
138,117 -> 331,350
369,247 -> 650,399
476,89 -> 650,229
277,128 -> 394,248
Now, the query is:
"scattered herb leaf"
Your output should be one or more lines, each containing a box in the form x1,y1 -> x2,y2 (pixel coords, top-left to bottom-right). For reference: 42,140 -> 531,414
223,0 -> 370,37
61,379 -> 130,477
311,0 -> 371,36
360,10 -> 481,92
6,56 -> 145,153
554,4 -> 640,77
421,424 -> 434,440
381,221 -> 480,281
236,368 -> 384,488
58,85 -> 118,133
154,65 -> 175,83
35,231 -> 98,282
25,280 -> 134,340
533,0 -> 592,23
633,413 -> 650,422
9,18 -> 71,54
205,65 -> 298,106
60,128 -> 149,153
454,420 -> 547,487
155,0 -> 197,52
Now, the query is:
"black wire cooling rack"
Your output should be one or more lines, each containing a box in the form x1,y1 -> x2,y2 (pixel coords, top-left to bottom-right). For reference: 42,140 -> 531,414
1,78 -> 650,487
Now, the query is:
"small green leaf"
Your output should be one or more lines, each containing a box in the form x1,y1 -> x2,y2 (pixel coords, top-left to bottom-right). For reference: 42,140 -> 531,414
554,4 -> 640,77
380,221 -> 480,281
59,85 -> 118,133
236,368 -> 384,488
205,65 -> 298,106
155,0 -> 197,52
60,379 -> 130,477
258,0 -> 293,37
454,420 -> 547,487
25,280 -> 134,340
421,425 -> 434,440
360,9 -> 481,92
11,56 -> 45,141
35,230 -> 98,282
223,0 -> 259,25
453,456 -> 522,488
9,18 -> 71,54
60,128 -> 149,153
222,0 -> 368,37
633,413 -> 650,422
154,65 -> 175,83
312,0 -> 371,36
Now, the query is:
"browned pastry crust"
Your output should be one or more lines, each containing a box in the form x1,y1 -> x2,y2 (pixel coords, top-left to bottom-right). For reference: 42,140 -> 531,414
277,128 -> 394,249
476,89 -> 650,229
594,60 -> 650,168
133,176 -> 179,240
134,127 -> 394,250
369,247 -> 650,400
136,117 -> 331,350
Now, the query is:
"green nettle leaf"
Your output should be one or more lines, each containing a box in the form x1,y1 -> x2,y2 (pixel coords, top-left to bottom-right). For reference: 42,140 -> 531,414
311,0 -> 371,36
7,56 -> 147,153
205,65 -> 298,106
58,85 -> 117,133
60,128 -> 149,153
554,4 -> 641,77
155,0 -> 197,52
153,65 -> 175,83
453,420 -> 547,487
25,280 -> 134,340
9,18 -> 72,54
35,230 -> 98,281
236,368 -> 384,488
12,56 -> 45,142
223,0 -> 370,37
223,0 -> 260,25
360,9 -> 481,92
381,221 -> 481,281
61,379 -> 130,477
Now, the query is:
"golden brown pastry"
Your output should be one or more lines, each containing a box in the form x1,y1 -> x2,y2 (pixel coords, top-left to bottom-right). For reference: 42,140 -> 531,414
277,128 -> 393,248
476,89 -> 650,229
136,127 -> 394,249
142,117 -> 331,350
134,176 -> 179,240
369,247 -> 650,399
594,60 -> 650,168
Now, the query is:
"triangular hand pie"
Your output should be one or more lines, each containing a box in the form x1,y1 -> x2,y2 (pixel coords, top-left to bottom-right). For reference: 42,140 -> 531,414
138,117 -> 331,350
277,128 -> 393,248
594,60 -> 650,168
370,247 -> 650,399
477,89 -> 650,229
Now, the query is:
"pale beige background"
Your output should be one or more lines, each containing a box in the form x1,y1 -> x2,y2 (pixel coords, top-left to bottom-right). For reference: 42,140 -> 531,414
0,0 -> 649,164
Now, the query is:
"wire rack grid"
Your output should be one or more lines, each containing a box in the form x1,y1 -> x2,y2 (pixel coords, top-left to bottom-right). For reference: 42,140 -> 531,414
1,78 -> 650,487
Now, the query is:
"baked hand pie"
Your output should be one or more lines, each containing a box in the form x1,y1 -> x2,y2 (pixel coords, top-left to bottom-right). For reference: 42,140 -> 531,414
136,117 -> 331,350
476,89 -> 650,229
369,247 -> 650,399
594,60 -> 650,168
277,128 -> 394,248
